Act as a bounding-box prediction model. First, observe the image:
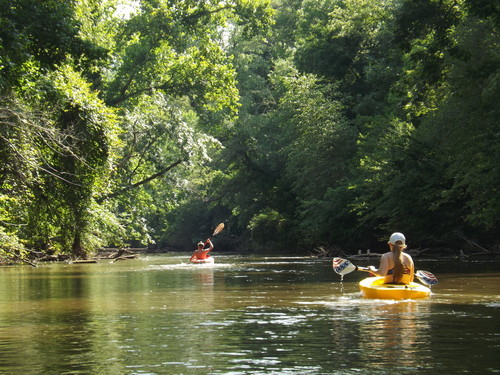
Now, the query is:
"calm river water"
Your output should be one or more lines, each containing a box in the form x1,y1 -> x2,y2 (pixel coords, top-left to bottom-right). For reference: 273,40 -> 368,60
0,254 -> 499,374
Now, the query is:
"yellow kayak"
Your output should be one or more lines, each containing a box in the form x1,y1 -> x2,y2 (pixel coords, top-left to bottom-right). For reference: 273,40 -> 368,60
359,276 -> 431,299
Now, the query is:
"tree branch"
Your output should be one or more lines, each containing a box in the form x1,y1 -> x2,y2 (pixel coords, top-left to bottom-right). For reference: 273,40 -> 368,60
96,159 -> 184,202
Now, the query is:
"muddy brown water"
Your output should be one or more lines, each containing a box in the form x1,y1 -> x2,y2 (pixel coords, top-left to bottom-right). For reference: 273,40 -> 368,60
0,254 -> 499,374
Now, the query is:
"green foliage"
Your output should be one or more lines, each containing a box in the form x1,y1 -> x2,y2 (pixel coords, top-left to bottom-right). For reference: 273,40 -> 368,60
0,0 -> 498,258
0,0 -> 275,258
234,0 -> 275,37
350,0 -> 499,247
0,0 -> 108,91
415,15 -> 500,232
248,208 -> 291,250
104,0 -> 251,116
20,64 -> 116,255
0,226 -> 27,264
160,198 -> 215,249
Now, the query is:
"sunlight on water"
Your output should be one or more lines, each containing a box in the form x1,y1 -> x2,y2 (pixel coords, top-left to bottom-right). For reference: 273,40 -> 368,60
0,254 -> 499,374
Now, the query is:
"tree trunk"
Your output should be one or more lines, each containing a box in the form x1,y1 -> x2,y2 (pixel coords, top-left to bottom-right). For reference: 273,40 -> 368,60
72,232 -> 87,259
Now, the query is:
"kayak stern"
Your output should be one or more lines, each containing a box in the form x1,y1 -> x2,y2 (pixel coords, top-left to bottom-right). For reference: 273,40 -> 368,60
359,276 -> 431,299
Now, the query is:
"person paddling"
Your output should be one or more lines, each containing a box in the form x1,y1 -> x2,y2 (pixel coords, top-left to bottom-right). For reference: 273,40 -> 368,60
368,232 -> 415,285
190,238 -> 214,263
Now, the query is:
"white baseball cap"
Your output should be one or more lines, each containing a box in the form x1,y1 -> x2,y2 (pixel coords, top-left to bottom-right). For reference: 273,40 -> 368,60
389,232 -> 406,245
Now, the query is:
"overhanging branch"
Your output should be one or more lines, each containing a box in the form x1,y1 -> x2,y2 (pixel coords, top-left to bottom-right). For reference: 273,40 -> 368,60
96,159 -> 184,202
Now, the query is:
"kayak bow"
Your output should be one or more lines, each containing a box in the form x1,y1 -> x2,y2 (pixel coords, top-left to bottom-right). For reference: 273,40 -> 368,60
190,257 -> 215,264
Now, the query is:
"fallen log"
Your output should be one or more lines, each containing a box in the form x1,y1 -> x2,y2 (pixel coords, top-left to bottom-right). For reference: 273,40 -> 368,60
112,254 -> 138,263
108,248 -> 135,259
70,259 -> 98,264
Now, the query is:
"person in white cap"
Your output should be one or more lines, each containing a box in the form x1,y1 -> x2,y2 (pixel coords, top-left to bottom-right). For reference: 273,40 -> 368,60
368,232 -> 415,284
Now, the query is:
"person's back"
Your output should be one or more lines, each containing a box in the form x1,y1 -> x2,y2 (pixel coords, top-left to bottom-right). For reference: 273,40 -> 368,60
369,232 -> 415,284
382,252 -> 414,284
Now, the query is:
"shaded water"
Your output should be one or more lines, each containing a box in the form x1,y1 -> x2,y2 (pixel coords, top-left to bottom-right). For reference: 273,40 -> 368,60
0,254 -> 499,374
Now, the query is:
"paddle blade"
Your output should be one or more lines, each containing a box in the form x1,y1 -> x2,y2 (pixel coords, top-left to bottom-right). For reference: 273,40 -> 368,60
415,270 -> 438,286
332,258 -> 357,276
212,223 -> 225,236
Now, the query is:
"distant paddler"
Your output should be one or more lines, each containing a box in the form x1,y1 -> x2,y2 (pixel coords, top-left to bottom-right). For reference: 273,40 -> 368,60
189,223 -> 224,264
190,238 -> 214,264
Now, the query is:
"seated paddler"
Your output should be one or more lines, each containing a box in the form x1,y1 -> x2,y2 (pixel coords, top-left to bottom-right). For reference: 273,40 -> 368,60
368,232 -> 415,285
190,238 -> 214,262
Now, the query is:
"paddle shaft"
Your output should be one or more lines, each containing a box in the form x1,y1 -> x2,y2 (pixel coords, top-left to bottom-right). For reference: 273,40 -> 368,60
356,264 -> 437,286
332,257 -> 438,286
355,266 -> 370,272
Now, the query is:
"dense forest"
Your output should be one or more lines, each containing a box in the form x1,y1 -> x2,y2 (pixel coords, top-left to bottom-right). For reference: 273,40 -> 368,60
0,0 -> 498,262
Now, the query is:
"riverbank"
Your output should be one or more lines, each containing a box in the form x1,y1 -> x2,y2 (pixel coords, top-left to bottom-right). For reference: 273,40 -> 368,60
2,243 -> 500,267
310,244 -> 500,262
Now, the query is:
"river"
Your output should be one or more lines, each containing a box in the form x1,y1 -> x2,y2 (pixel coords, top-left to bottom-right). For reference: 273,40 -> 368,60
0,254 -> 499,374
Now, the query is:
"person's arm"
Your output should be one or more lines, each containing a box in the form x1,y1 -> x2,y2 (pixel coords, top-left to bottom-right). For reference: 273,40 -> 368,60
368,253 -> 390,276
205,239 -> 214,253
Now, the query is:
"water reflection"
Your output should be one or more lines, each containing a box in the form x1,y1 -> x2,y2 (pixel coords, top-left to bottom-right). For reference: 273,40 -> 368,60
358,301 -> 432,369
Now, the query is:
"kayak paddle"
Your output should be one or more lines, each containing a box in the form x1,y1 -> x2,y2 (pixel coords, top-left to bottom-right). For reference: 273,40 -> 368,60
204,222 -> 225,244
332,257 -> 438,286
191,223 -> 225,263
212,222 -> 225,236
414,270 -> 438,286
